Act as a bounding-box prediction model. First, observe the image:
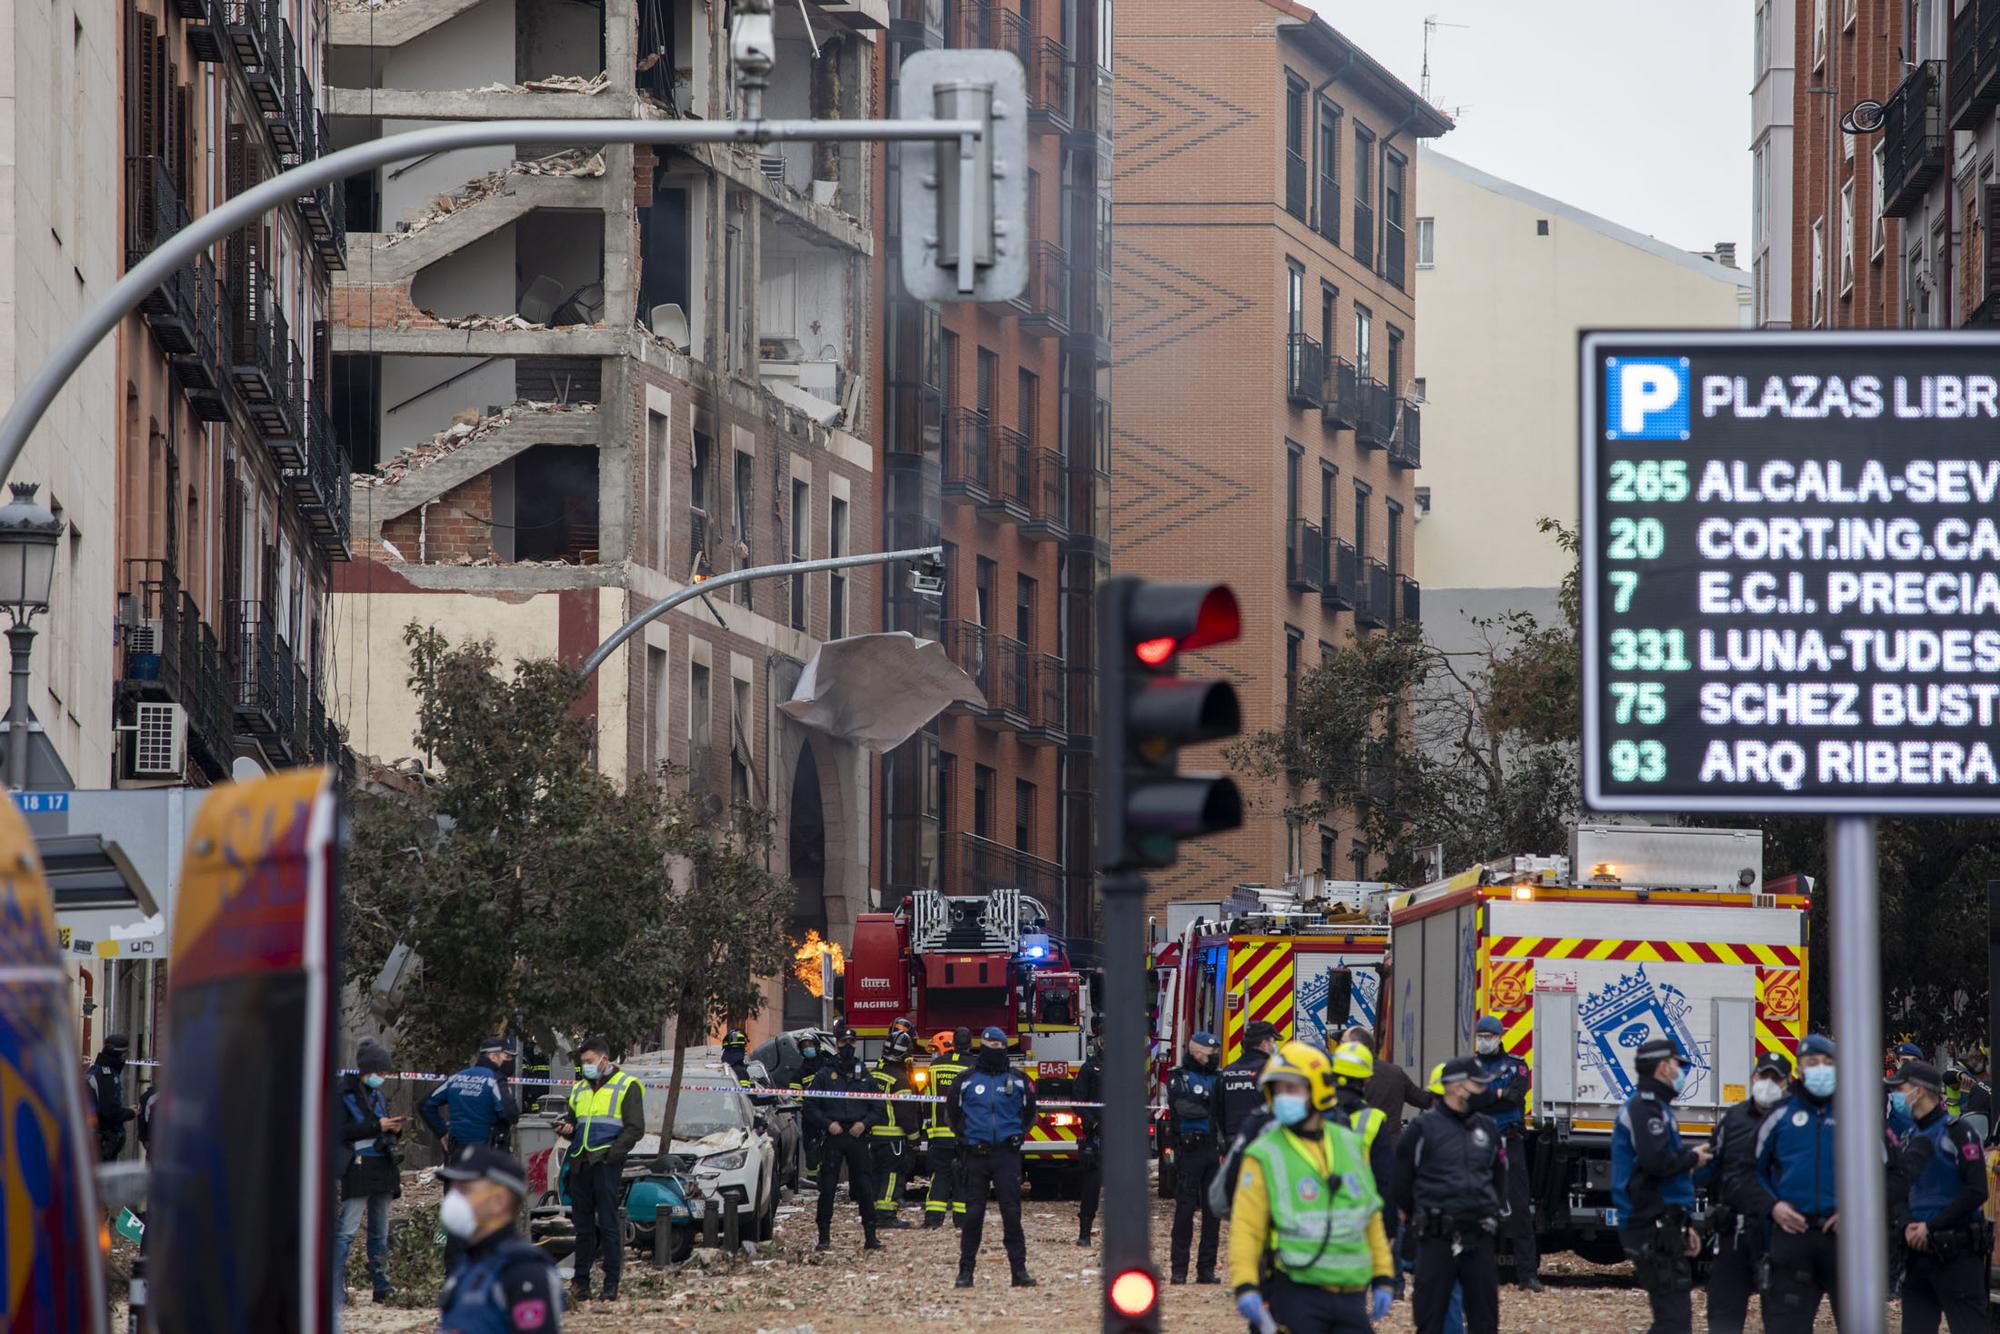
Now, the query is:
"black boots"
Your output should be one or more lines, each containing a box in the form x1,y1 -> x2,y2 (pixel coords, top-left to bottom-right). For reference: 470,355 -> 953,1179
863,1232 -> 885,1251
1011,1266 -> 1037,1288
923,1214 -> 946,1229
955,1267 -> 975,1288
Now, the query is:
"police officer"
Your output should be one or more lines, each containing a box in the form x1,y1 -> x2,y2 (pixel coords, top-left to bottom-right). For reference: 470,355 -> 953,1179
1074,1025 -> 1105,1246
436,1145 -> 562,1334
946,1026 -> 1037,1289
1888,1042 -> 1924,1142
1394,1055 -> 1505,1334
869,1027 -> 922,1227
554,1037 -> 642,1303
1469,1015 -> 1538,1291
421,1036 -> 520,1153
1230,1041 -> 1396,1332
86,1034 -> 135,1161
1888,1059 -> 1990,1333
1704,1049 -> 1790,1334
1752,1032 -> 1839,1332
1609,1036 -> 1709,1334
805,1025 -> 883,1253
1166,1030 -> 1225,1284
924,1028 -> 970,1228
1219,1020 -> 1280,1143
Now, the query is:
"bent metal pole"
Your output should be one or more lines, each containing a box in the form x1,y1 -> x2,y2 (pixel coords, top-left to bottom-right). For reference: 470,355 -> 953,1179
1829,815 -> 1886,1320
0,115 -> 982,490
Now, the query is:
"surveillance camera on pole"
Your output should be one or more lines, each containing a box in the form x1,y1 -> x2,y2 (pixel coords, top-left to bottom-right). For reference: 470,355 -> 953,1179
896,49 -> 1029,303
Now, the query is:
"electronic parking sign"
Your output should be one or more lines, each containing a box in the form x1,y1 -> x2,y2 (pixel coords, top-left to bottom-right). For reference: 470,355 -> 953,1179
1581,331 -> 2000,814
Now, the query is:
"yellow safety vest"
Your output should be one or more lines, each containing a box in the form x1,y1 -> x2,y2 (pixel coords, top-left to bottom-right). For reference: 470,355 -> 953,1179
566,1070 -> 637,1157
1244,1121 -> 1380,1288
1342,1104 -> 1386,1157
928,1059 -> 968,1138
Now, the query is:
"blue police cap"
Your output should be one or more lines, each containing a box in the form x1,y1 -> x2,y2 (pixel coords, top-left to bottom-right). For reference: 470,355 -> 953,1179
1800,1033 -> 1836,1059
1191,1031 -> 1219,1047
1475,1015 -> 1505,1036
981,1026 -> 1008,1043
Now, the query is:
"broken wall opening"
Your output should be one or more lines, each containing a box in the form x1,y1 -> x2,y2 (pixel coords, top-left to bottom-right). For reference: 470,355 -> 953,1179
758,215 -> 855,410
517,0 -> 605,83
406,208 -> 605,324
501,443 -> 599,563
640,168 -> 709,355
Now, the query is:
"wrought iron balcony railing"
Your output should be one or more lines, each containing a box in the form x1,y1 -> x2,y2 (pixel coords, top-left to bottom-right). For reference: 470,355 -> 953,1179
1321,355 -> 1358,429
1322,538 -> 1358,611
1883,60 -> 1946,220
1288,518 -> 1326,594
1287,333 -> 1325,407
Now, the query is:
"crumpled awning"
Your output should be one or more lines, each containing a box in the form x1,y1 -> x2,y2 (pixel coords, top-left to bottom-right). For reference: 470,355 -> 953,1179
778,633 -> 984,753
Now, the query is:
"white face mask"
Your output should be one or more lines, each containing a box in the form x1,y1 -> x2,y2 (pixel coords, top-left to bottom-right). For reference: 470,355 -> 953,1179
1475,1036 -> 1501,1055
1751,1077 -> 1785,1109
439,1189 -> 480,1240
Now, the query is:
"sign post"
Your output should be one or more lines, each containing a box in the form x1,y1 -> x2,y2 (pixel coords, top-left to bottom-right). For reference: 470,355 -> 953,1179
1577,330 -> 2000,1319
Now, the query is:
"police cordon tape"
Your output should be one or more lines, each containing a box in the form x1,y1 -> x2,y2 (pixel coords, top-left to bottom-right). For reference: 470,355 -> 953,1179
125,1057 -> 1119,1110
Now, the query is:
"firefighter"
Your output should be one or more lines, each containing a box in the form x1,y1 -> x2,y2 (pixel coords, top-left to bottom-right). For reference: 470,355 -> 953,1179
1219,1020 -> 1280,1142
1394,1056 -> 1505,1334
1946,1048 -> 1992,1125
869,1027 -> 922,1227
1350,1025 -> 1433,1146
1330,1042 -> 1396,1234
946,1026 -> 1038,1289
1887,1058 -> 1990,1333
1752,1033 -> 1840,1333
1612,1036 -> 1711,1334
1469,1015 -> 1539,1291
1230,1041 -> 1396,1332
806,1026 -> 883,1253
1074,1024 -> 1105,1247
1166,1030 -> 1225,1284
797,1030 -> 830,1187
723,1030 -> 754,1087
1704,1049 -> 1790,1334
924,1029 -> 970,1228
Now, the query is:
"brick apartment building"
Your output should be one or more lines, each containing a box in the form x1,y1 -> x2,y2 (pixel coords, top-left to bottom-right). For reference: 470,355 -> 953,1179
1112,0 -> 1449,902
874,1 -> 1114,958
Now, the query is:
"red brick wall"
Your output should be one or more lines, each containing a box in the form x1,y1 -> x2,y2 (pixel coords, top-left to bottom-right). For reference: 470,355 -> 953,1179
379,474 -> 494,563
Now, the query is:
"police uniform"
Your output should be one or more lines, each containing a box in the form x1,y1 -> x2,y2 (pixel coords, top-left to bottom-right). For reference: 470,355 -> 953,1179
1219,1022 -> 1278,1142
1753,1064 -> 1841,1333
86,1036 -> 134,1162
924,1043 -> 970,1226
1611,1048 -> 1702,1334
437,1147 -> 562,1334
1165,1036 -> 1225,1283
1074,1042 -> 1105,1245
805,1047 -> 883,1249
1469,1017 -> 1538,1287
869,1042 -> 922,1224
947,1032 -> 1038,1287
1703,1054 -> 1789,1334
1889,1060 -> 1991,1334
558,1060 -> 642,1301
1393,1057 -> 1505,1334
421,1040 -> 519,1151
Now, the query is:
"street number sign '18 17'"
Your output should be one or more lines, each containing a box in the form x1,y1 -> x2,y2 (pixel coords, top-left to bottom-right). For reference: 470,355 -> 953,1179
1581,331 -> 2000,815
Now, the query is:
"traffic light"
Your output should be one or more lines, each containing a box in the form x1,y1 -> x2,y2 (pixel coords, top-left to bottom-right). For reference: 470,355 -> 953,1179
1096,577 -> 1243,871
896,49 -> 1029,302
1106,1267 -> 1160,1330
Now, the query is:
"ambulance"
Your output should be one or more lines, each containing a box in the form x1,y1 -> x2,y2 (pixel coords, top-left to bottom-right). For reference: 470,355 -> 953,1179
1389,824 -> 1810,1263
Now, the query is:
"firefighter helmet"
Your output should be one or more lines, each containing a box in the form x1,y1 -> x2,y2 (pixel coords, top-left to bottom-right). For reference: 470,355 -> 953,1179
723,1029 -> 748,1048
1331,1040 -> 1375,1084
1259,1039 -> 1338,1112
932,1030 -> 956,1055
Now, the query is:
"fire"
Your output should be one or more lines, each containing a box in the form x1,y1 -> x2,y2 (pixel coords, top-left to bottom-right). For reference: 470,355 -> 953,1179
793,930 -> 845,997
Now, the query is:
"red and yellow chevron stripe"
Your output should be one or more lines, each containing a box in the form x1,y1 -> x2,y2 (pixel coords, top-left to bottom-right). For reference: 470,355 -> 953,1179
1487,938 -> 1801,967
1503,1008 -> 1535,1117
1756,966 -> 1804,1057
1222,941 -> 1296,1063
1487,959 -> 1534,1013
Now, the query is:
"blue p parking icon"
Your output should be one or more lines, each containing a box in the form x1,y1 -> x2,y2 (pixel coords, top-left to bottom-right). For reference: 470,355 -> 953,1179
1605,357 -> 1691,441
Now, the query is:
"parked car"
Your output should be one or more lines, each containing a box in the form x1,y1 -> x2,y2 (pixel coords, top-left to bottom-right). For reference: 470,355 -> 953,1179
634,1066 -> 781,1241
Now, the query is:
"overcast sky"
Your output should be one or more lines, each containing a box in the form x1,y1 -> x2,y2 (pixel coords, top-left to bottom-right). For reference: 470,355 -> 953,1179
1309,1 -> 1754,257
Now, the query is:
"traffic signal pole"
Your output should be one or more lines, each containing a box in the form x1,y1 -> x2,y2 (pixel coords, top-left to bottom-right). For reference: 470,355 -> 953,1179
1097,866 -> 1153,1311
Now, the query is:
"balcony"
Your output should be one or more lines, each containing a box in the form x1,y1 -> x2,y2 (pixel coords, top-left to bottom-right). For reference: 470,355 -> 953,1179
1287,518 -> 1326,594
1384,218 -> 1406,289
1400,575 -> 1422,628
1030,37 -> 1075,134
1354,200 -> 1375,267
944,831 -> 1062,904
1321,355 -> 1358,429
298,114 -> 347,271
979,426 -> 1031,523
185,0 -> 226,63
231,600 -> 289,739
1012,242 -> 1071,337
126,157 -> 196,346
224,0 -> 267,69
1286,332 -> 1325,407
1355,378 -> 1394,449
942,620 -> 1030,730
287,402 -> 352,556
1949,0 -> 2000,131
1285,149 -> 1308,220
1023,653 -> 1068,746
959,2 -> 1032,69
1021,447 -> 1069,542
1389,400 -> 1421,469
173,256 -> 231,424
1322,538 -> 1358,611
225,252 -> 301,453
1317,175 -> 1341,245
1356,559 -> 1392,629
1883,60 -> 1946,220
944,411 -> 992,504
120,561 -> 237,778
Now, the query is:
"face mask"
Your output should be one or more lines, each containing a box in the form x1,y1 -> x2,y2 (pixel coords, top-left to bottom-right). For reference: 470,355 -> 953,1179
977,1046 -> 1009,1071
839,1044 -> 855,1060
1802,1065 -> 1836,1098
1475,1036 -> 1501,1056
581,1062 -> 601,1081
364,1074 -> 386,1090
1670,1067 -> 1689,1094
1887,1091 -> 1909,1118
1271,1092 -> 1311,1127
801,1048 -> 818,1063
439,1189 -> 480,1240
1751,1077 -> 1784,1109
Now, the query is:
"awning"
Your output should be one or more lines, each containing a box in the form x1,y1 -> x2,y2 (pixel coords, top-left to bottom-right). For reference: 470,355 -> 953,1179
45,833 -> 169,961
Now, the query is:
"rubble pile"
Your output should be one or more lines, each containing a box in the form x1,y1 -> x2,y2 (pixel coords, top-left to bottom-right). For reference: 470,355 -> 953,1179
386,149 -> 606,246
355,401 -> 599,489
467,71 -> 611,96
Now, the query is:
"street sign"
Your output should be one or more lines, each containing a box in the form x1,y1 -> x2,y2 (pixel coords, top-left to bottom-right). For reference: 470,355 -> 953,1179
896,49 -> 1030,303
13,790 -> 69,812
1581,331 -> 2000,814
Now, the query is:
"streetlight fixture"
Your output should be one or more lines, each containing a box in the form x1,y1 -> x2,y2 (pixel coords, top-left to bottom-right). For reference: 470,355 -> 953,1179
0,482 -> 63,790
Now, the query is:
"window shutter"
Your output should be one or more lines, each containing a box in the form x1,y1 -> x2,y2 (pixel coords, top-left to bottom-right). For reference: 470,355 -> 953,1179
135,13 -> 159,161
1984,185 -> 2000,321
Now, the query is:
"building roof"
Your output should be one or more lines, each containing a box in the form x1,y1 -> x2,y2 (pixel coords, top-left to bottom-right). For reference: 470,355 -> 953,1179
1266,1 -> 1454,139
1420,147 -> 1753,290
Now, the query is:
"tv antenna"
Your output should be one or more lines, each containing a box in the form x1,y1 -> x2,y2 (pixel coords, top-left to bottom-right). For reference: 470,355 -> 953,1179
1422,14 -> 1470,106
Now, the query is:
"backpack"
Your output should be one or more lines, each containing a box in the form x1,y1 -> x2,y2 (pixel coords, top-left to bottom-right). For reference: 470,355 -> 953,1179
1209,1109 -> 1273,1217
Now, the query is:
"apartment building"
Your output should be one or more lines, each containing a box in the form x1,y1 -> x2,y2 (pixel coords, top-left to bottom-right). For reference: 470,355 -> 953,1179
1112,0 -> 1448,899
115,0 -> 350,791
1413,150 -> 1751,657
325,0 -> 887,1030
1754,0 -> 1798,326
875,1 -> 1113,956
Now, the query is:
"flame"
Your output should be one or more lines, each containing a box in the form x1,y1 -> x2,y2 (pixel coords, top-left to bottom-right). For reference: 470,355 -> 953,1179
793,930 -> 845,997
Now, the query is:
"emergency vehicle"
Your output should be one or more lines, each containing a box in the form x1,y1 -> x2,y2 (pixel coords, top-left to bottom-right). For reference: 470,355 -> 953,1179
1389,824 -> 1810,1263
842,888 -> 1097,1190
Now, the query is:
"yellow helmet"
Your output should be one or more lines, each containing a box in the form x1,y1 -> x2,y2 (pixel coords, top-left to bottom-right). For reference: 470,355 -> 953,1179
1259,1039 -> 1338,1112
1427,1062 -> 1447,1096
1332,1040 -> 1375,1083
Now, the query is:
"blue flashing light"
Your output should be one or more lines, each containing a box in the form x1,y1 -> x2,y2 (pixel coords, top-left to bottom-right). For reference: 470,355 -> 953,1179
1019,932 -> 1053,962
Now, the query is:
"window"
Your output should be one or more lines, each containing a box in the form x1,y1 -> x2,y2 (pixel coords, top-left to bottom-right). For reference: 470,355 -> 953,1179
1810,218 -> 1825,326
1754,1 -> 1770,75
1386,327 -> 1404,397
1353,481 -> 1371,558
731,676 -> 752,801
790,478 -> 809,631
1284,73 -> 1307,218
1839,181 -> 1854,296
1843,129 -> 1855,163
1871,144 -> 1886,259
1812,0 -> 1826,69
691,430 -> 711,512
1354,305 -> 1372,378
1317,99 -> 1342,242
1018,368 -> 1039,439
690,661 -> 712,748
1285,626 -> 1303,711
1416,217 -> 1435,267
1286,444 -> 1301,526
975,556 -> 996,626
1015,573 -> 1036,646
1320,828 -> 1336,875
974,764 -> 995,839
828,496 -> 848,639
941,329 -> 960,408
1383,151 -> 1406,285
1842,0 -> 1855,29
647,646 -> 668,771
647,408 -> 670,568
1320,285 -> 1337,355
1320,463 -> 1336,542
1386,500 -> 1403,580
1286,261 -> 1304,336
732,450 -> 755,602
1536,218 -> 1550,237
1753,145 -> 1767,246
1014,779 -> 1036,853
1412,376 -> 1427,402
1353,124 -> 1375,263
976,347 -> 998,415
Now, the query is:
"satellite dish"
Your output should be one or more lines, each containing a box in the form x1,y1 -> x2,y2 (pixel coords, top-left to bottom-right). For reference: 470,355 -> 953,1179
1841,100 -> 1886,134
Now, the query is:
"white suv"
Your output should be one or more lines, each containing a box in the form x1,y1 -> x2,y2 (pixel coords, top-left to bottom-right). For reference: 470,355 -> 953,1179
630,1067 -> 780,1240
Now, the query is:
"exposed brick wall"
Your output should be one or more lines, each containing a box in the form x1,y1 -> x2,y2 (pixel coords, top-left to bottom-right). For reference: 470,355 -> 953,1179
331,283 -> 442,330
379,474 -> 495,563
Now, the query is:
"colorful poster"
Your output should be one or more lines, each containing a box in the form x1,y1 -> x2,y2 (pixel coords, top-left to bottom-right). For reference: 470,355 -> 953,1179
0,799 -> 107,1334
149,769 -> 339,1334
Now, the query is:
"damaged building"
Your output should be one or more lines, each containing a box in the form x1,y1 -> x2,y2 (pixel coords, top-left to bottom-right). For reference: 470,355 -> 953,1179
325,0 -> 888,1029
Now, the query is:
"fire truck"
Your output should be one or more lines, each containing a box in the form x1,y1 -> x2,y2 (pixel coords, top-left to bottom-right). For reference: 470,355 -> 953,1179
842,888 -> 1097,1192
1389,824 -> 1810,1264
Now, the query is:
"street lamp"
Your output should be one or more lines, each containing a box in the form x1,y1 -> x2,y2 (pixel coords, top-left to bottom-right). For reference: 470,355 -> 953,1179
0,482 -> 63,790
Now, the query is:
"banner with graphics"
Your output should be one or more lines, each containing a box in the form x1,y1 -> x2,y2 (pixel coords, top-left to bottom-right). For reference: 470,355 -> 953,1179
0,800 -> 107,1334
148,769 -> 340,1334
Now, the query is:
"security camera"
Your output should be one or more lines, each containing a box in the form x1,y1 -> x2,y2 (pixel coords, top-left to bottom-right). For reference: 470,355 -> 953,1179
908,553 -> 945,598
730,1 -> 776,81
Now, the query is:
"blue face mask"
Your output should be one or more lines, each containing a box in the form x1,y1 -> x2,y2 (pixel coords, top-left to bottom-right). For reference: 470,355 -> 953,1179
1670,1067 -> 1689,1094
581,1062 -> 601,1081
363,1074 -> 386,1090
1271,1092 -> 1311,1127
1887,1091 -> 1909,1117
1803,1065 -> 1836,1098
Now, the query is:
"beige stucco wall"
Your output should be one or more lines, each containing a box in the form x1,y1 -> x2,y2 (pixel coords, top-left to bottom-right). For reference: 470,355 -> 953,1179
1414,149 -> 1752,597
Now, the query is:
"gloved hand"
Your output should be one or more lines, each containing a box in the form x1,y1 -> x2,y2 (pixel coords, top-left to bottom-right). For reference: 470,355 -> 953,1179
1368,1283 -> 1394,1322
1234,1290 -> 1274,1333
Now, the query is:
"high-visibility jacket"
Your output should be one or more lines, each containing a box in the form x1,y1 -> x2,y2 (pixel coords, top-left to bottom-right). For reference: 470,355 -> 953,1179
927,1058 -> 968,1139
870,1062 -> 920,1138
566,1071 -> 639,1157
1241,1121 -> 1384,1288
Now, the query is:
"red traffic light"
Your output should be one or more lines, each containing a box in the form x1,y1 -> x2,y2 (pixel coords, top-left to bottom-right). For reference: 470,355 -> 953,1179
1180,585 -> 1240,652
1108,1268 -> 1158,1317
1126,584 -> 1240,662
1134,637 -> 1176,666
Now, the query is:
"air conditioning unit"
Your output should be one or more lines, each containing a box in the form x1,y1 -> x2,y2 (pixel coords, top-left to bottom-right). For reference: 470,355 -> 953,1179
126,617 -> 165,657
129,701 -> 187,778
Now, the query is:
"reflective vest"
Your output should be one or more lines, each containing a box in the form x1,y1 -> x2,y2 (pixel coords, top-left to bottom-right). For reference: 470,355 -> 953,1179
439,1237 -> 552,1334
1341,1104 -> 1386,1157
870,1064 -> 917,1137
1906,1115 -> 1965,1223
960,1070 -> 1030,1146
928,1058 -> 968,1138
566,1071 -> 637,1157
1243,1121 -> 1380,1288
